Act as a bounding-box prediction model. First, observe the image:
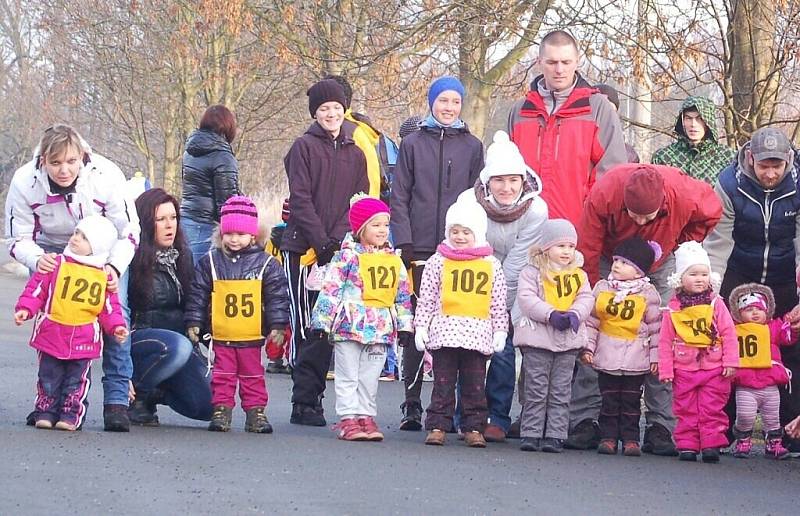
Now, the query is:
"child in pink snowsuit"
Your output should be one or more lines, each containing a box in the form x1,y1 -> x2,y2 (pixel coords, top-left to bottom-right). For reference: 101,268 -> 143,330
657,241 -> 738,463
14,216 -> 128,431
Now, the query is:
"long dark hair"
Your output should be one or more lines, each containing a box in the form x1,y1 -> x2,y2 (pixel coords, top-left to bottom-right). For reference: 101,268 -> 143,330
129,188 -> 194,312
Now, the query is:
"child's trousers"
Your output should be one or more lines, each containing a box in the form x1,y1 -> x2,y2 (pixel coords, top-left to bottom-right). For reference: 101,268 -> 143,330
334,340 -> 386,418
598,372 -> 645,443
672,367 -> 731,451
734,384 -> 781,435
520,347 -> 579,440
426,347 -> 488,432
35,351 -> 92,427
211,345 -> 268,410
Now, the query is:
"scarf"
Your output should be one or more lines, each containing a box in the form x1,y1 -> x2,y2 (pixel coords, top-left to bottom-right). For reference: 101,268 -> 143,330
156,247 -> 183,302
437,242 -> 493,261
606,275 -> 651,304
676,287 -> 717,342
423,113 -> 465,130
472,178 -> 538,223
62,248 -> 107,269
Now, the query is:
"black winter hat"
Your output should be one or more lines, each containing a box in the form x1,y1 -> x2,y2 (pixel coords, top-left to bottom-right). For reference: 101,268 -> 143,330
612,237 -> 661,276
307,79 -> 347,118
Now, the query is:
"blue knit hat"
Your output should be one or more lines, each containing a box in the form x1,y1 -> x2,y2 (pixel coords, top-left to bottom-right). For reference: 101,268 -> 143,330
427,76 -> 465,110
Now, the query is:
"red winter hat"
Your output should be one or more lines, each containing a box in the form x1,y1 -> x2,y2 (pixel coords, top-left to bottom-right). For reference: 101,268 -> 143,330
624,166 -> 665,215
349,194 -> 389,234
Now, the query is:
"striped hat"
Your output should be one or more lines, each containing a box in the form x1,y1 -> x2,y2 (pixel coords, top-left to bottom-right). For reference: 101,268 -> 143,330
220,195 -> 258,236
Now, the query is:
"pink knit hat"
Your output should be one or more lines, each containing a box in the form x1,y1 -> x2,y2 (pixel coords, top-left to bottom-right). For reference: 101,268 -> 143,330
220,195 -> 258,236
349,194 -> 389,234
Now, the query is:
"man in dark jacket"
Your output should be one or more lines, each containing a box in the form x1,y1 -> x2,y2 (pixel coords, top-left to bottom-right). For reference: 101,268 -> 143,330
704,127 -> 800,452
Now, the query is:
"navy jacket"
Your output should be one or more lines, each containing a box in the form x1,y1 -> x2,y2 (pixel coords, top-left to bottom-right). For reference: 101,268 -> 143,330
180,129 -> 240,223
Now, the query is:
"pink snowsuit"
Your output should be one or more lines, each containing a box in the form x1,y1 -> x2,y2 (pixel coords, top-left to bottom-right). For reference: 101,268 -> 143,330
658,295 -> 739,451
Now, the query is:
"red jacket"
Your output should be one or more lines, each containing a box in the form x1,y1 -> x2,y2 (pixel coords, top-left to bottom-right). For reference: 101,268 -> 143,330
507,74 -> 627,225
578,163 -> 721,285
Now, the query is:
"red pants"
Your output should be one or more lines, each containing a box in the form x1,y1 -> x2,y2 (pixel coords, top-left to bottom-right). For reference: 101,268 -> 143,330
211,345 -> 268,410
672,368 -> 731,451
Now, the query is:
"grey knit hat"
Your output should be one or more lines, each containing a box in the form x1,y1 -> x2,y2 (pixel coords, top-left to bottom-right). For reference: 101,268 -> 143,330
540,219 -> 577,250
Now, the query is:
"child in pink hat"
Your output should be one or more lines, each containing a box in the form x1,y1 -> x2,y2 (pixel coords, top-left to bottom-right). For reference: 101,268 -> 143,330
310,194 -> 414,441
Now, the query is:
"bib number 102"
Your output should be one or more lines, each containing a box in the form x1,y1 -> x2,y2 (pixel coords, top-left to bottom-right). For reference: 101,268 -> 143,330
60,276 -> 103,306
450,268 -> 489,294
555,273 -> 581,297
367,265 -> 397,290
225,293 -> 255,318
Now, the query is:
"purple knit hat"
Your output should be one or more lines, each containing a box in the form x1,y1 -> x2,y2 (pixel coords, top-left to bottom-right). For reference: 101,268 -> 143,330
349,194 -> 390,234
220,195 -> 258,236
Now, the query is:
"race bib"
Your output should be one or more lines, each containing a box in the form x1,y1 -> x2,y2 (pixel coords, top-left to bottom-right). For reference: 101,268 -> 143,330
670,304 -> 714,347
49,261 -> 108,326
359,253 -> 401,308
542,270 -> 583,311
211,279 -> 263,341
441,258 -> 493,319
735,323 -> 772,369
595,292 -> 647,340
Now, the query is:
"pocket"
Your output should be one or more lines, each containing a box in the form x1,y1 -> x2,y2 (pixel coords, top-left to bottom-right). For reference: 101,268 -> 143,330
673,343 -> 698,366
704,344 -> 723,363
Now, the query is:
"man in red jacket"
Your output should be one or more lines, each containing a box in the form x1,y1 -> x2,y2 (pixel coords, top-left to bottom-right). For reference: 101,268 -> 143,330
507,30 -> 627,226
567,163 -> 722,455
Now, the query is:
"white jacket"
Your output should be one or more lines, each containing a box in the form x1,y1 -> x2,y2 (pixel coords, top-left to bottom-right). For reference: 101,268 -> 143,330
5,151 -> 140,274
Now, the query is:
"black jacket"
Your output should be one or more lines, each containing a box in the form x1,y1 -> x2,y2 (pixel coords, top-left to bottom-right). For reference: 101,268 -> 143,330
131,264 -> 186,334
184,245 -> 290,347
179,129 -> 240,223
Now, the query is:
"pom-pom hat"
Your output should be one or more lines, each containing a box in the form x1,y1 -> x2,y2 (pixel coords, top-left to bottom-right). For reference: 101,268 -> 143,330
220,195 -> 259,237
349,193 -> 390,234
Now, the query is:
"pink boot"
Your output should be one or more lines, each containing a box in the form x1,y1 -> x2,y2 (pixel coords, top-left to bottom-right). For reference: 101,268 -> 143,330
765,435 -> 789,460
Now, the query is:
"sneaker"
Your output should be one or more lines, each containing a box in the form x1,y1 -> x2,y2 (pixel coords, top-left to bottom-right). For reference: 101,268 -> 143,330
701,448 -> 720,463
103,404 -> 130,432
507,418 -> 521,439
520,438 -> 541,452
334,418 -> 368,441
128,399 -> 159,427
379,372 -> 396,382
208,405 -> 233,432
597,439 -> 618,455
765,436 -> 790,460
642,423 -> 677,456
399,401 -> 423,431
34,418 -> 54,429
464,430 -> 487,448
564,419 -> 600,450
541,437 -> 564,453
425,429 -> 446,446
290,403 -> 327,426
54,420 -> 77,432
244,407 -> 273,434
483,424 -> 507,443
359,416 -> 384,441
622,441 -> 642,457
678,450 -> 698,462
732,437 -> 752,458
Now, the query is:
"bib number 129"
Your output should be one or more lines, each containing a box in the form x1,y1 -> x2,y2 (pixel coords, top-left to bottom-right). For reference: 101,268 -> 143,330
60,275 -> 103,306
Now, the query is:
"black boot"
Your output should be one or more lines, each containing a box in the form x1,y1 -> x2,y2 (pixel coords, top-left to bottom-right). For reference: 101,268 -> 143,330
564,419 -> 600,450
128,396 -> 159,427
290,403 -> 326,426
642,422 -> 678,456
399,401 -> 423,431
103,404 -> 131,432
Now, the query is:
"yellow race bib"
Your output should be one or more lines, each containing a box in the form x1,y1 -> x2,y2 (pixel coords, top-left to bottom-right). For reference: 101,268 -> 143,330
595,292 -> 647,340
49,261 -> 108,325
211,279 -> 262,341
359,253 -> 401,308
735,323 -> 772,369
542,269 -> 584,311
670,304 -> 714,347
441,258 -> 493,319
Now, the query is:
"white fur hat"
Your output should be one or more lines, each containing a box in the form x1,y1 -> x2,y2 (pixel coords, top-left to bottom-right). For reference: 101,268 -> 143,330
667,240 -> 720,290
479,130 -> 530,184
75,215 -> 119,262
445,199 -> 488,247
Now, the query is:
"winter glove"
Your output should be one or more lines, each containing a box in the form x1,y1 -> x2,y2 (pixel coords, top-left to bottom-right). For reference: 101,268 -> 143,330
566,311 -> 580,333
397,331 -> 414,348
399,244 -> 414,270
415,328 -> 429,352
492,332 -> 508,353
316,240 -> 340,266
266,328 -> 287,360
186,326 -> 200,344
548,311 -> 571,332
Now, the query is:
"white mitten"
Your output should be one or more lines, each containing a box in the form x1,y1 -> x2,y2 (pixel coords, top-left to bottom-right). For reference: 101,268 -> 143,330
492,331 -> 508,353
415,328 -> 429,352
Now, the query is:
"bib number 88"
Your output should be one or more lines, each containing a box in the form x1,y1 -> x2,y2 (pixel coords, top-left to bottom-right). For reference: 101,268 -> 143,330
224,293 -> 255,318
605,297 -> 636,320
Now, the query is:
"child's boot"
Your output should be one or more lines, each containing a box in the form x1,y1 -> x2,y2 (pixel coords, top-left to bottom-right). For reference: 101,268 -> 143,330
597,439 -> 618,455
622,441 -> 641,457
334,418 -> 368,441
678,450 -> 698,462
358,416 -> 384,442
425,429 -> 446,446
732,430 -> 752,459
464,431 -> 487,448
244,407 -> 273,434
55,420 -> 77,432
765,431 -> 790,460
701,447 -> 720,463
208,405 -> 233,432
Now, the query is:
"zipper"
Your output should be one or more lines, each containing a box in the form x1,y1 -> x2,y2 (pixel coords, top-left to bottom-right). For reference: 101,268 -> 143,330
327,137 -> 338,235
446,159 -> 452,188
435,129 -> 445,244
554,118 -> 562,163
737,185 -> 796,283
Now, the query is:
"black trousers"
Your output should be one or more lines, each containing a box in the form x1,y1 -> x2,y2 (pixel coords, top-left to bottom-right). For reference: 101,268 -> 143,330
598,372 -> 645,443
402,256 -> 431,406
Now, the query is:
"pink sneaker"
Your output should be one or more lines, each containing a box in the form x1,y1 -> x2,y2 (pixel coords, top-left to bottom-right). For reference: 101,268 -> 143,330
765,437 -> 790,460
358,416 -> 384,441
333,418 -> 368,441
732,437 -> 752,458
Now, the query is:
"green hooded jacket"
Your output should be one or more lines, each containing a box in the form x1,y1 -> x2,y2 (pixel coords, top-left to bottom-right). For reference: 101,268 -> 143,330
651,96 -> 736,184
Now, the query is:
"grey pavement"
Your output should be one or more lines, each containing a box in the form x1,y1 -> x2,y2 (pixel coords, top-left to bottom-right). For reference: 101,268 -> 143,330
0,272 -> 797,515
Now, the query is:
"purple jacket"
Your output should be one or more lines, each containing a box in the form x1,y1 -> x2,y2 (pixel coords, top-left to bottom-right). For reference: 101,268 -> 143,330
15,255 -> 126,360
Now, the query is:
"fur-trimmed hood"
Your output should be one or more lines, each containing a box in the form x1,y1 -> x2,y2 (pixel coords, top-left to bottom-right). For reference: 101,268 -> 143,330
728,282 -> 776,322
210,219 -> 270,250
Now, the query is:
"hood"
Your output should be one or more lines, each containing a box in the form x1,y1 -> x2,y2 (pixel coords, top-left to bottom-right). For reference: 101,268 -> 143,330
674,96 -> 720,143
728,282 -> 776,322
185,129 -> 233,158
734,141 -> 798,188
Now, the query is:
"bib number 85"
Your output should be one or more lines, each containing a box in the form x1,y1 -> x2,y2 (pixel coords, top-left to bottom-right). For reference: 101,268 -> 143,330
224,293 -> 255,318
60,275 -> 103,306
450,269 -> 489,294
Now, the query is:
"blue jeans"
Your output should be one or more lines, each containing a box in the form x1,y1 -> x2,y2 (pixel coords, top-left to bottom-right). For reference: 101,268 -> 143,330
383,344 -> 397,375
130,328 -> 212,421
181,217 -> 215,264
485,330 -> 516,432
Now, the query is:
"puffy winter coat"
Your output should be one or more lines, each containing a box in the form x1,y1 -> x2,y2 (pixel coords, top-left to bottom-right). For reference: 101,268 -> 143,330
130,260 -> 188,334
184,244 -> 290,347
179,129 -> 240,224
15,255 -> 126,360
310,233 -> 413,345
585,280 -> 662,374
512,264 -> 594,352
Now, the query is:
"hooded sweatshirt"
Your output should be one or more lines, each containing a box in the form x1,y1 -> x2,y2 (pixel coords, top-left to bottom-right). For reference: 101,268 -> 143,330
651,96 -> 736,184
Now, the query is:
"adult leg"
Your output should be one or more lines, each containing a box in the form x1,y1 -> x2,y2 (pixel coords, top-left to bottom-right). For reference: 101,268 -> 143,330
158,348 -> 213,421
356,344 -> 387,417
58,359 -> 93,429
400,259 -> 429,429
425,348 -> 458,432
545,350 -> 580,440
102,270 -> 133,431
520,348 -> 553,439
485,327 -> 515,435
459,350 -> 489,433
130,328 -> 193,392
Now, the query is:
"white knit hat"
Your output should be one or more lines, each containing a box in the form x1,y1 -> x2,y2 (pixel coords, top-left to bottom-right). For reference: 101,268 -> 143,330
75,215 -> 119,262
445,199 -> 488,247
667,240 -> 721,290
479,130 -> 529,184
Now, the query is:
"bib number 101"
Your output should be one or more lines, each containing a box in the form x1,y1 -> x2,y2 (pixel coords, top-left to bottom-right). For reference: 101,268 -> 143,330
60,275 -> 103,306
450,268 -> 489,294
555,273 -> 581,297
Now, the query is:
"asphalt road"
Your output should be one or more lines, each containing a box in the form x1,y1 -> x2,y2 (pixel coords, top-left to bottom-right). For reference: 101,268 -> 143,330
0,271 -> 797,515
